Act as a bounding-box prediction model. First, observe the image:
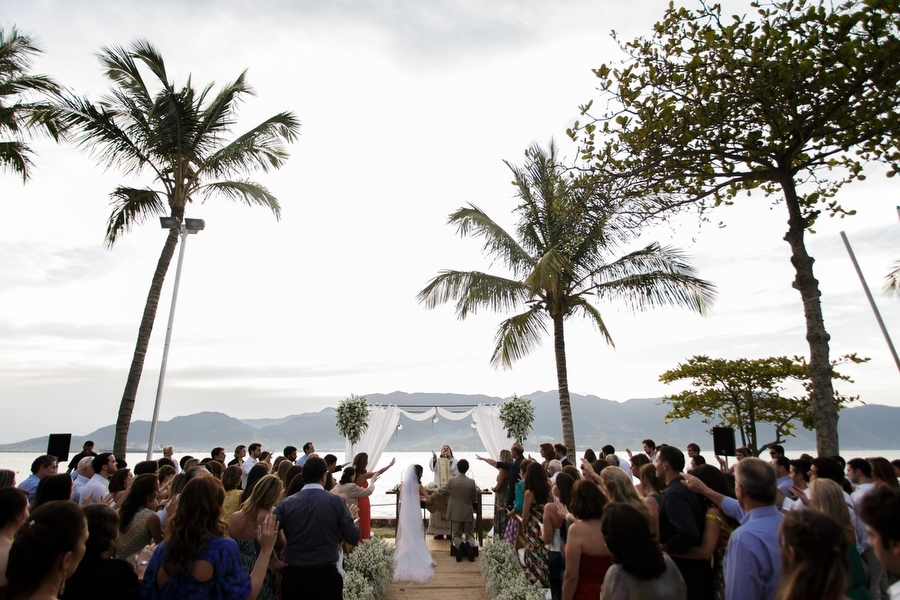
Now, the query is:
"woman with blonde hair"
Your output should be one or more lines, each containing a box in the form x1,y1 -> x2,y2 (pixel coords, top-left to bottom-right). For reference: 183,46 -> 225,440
639,463 -> 664,511
808,478 -> 867,600
228,474 -> 283,600
599,467 -> 657,540
776,509 -> 849,600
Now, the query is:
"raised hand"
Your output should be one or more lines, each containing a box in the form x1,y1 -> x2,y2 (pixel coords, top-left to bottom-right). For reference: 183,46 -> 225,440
257,512 -> 279,554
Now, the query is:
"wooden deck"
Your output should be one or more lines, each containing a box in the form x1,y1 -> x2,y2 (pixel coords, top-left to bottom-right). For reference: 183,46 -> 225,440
384,537 -> 489,600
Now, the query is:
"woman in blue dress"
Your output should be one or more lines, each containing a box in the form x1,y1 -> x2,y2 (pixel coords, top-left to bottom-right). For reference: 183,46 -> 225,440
141,476 -> 277,600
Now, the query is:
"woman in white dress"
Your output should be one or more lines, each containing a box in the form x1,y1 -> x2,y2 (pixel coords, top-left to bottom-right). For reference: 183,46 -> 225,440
428,444 -> 458,539
393,464 -> 435,584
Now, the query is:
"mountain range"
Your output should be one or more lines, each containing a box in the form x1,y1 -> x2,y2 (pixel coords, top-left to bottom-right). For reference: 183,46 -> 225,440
3,391 -> 898,456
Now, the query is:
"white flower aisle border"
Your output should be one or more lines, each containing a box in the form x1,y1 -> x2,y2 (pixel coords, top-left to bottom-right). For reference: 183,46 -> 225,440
343,537 -> 395,600
481,539 -> 546,600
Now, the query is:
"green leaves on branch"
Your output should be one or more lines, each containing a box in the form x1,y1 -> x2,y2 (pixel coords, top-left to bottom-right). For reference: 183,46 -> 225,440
659,353 -> 867,455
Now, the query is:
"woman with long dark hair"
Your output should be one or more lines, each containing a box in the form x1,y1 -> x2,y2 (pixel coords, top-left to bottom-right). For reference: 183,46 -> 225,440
543,473 -> 575,600
5,500 -> 88,600
522,461 -> 552,587
117,473 -> 163,562
351,452 -> 395,541
562,479 -> 611,600
0,488 -> 29,588
599,502 -> 686,599
32,474 -> 73,508
140,476 -> 277,599
331,467 -> 377,515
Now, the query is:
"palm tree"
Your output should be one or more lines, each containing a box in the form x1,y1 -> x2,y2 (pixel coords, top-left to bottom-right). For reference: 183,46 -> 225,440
0,26 -> 63,181
417,143 -> 715,454
58,41 -> 300,458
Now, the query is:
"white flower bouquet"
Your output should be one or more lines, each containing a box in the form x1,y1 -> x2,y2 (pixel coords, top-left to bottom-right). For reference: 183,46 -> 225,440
336,394 -> 370,446
499,394 -> 535,444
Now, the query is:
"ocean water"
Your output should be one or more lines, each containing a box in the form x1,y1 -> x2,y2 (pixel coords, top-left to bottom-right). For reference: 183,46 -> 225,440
4,449 -> 898,518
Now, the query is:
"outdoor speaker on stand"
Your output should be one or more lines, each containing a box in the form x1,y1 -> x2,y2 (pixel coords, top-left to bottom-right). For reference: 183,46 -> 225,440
47,433 -> 72,462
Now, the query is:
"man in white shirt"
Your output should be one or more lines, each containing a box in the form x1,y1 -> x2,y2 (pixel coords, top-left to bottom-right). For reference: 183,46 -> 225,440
70,456 -> 94,504
81,452 -> 117,504
242,443 -> 262,489
860,486 -> 900,600
295,442 -> 315,467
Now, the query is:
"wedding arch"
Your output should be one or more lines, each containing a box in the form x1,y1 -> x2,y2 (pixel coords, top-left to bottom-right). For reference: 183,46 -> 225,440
343,404 -> 514,468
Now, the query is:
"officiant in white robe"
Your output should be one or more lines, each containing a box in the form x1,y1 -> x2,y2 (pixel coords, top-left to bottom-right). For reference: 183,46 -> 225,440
427,444 -> 458,538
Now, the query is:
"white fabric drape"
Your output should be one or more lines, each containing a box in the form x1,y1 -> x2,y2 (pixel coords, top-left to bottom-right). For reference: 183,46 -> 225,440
342,404 -> 515,465
345,405 -> 401,468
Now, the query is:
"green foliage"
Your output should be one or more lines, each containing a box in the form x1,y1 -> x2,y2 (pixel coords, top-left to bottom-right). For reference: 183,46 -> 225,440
336,394 -> 370,446
499,394 -> 535,444
660,353 -> 867,454
481,540 -> 545,600
0,26 -> 63,181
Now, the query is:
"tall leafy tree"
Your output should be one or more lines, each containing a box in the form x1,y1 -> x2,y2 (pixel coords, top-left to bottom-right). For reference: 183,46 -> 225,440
660,354 -> 866,455
417,143 -> 715,454
0,26 -> 62,181
59,41 -> 300,457
571,0 -> 900,455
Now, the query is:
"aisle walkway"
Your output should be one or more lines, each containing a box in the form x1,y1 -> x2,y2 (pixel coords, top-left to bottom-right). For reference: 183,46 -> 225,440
384,537 -> 489,600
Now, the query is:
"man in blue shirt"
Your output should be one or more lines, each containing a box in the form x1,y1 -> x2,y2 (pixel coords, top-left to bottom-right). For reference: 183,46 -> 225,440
275,456 -> 359,599
18,455 -> 58,503
723,457 -> 783,600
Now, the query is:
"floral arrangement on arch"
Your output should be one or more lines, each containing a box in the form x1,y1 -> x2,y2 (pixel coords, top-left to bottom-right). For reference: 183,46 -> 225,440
499,394 -> 534,444
336,394 -> 370,446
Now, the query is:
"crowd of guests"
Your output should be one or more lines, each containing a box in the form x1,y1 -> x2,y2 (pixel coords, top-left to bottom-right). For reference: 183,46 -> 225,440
477,439 -> 900,600
0,439 -> 395,599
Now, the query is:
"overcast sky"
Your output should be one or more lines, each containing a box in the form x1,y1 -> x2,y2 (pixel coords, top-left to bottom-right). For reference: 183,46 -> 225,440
1,1 -> 897,444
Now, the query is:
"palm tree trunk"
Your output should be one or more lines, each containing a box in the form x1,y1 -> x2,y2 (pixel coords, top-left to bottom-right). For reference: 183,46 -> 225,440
782,182 -> 837,457
113,220 -> 182,458
552,313 -> 576,457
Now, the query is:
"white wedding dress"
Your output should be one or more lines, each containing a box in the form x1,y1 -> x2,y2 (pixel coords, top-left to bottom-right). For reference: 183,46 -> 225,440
392,464 -> 436,583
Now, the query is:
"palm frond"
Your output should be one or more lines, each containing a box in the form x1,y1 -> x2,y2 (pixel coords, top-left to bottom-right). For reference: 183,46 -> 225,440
203,112 -> 300,177
449,204 -> 535,276
417,270 -> 528,318
105,186 -> 167,246
198,180 -> 281,219
490,308 -> 549,369
0,140 -> 31,182
570,300 -> 615,347
885,260 -> 900,295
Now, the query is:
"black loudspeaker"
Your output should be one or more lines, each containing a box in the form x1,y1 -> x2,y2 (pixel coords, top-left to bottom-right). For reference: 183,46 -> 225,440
712,427 -> 736,456
47,433 -> 72,462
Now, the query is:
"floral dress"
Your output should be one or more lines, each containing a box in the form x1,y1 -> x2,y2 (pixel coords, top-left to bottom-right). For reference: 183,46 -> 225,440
235,538 -> 277,600
524,500 -> 549,587
708,512 -> 733,600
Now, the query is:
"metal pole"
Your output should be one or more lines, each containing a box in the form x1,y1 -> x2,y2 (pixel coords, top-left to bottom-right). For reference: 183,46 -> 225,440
840,231 -> 900,375
146,226 -> 189,460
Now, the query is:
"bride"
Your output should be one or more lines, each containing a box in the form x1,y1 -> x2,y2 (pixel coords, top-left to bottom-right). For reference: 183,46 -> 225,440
392,464 -> 436,583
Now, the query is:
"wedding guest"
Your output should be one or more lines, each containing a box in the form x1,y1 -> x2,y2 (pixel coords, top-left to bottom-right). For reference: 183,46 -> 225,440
204,460 -> 223,479
117,473 -> 163,562
71,457 -> 94,504
331,467 -> 377,516
240,463 -> 271,504
275,459 -> 293,489
522,462 -> 552,586
5,500 -> 88,600
229,445 -> 247,468
600,502 -> 687,600
229,474 -> 283,600
869,457 -> 900,488
639,463 -> 664,511
493,449 -> 512,535
555,443 -> 571,467
0,468 -> 16,488
157,465 -> 176,502
543,472 -> 575,600
776,510 -> 849,600
108,468 -> 133,506
0,487 -> 29,588
808,479 -> 868,600
65,441 -> 96,475
859,485 -> 900,599
17,454 -> 58,503
62,503 -> 146,600
222,466 -> 244,520
562,479 -> 612,600
352,452 -> 395,540
32,474 -> 73,508
600,467 -> 657,540
141,476 -> 277,599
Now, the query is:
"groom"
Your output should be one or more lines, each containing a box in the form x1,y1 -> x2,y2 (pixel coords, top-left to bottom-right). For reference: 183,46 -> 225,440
431,459 -> 478,562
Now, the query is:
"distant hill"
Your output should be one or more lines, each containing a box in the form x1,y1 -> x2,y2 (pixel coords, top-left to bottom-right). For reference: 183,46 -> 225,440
2,391 -> 898,456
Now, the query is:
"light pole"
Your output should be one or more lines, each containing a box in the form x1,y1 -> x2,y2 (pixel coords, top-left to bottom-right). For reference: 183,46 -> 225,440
146,217 -> 206,460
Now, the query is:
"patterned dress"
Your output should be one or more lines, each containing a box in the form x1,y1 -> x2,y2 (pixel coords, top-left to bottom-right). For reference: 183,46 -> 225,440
118,508 -> 154,561
235,538 -> 278,600
524,500 -> 549,587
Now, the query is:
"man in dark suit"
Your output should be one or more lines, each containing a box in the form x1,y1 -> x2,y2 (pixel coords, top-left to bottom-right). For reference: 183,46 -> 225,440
275,457 -> 360,599
432,459 -> 479,562
477,442 -> 523,509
